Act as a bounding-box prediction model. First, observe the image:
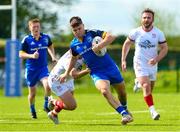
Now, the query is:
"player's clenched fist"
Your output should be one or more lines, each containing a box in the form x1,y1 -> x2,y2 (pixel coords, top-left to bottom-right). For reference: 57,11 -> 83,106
32,50 -> 39,59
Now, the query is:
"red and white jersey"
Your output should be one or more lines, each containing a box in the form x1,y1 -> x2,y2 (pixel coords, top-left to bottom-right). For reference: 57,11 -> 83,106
128,26 -> 166,67
50,50 -> 83,80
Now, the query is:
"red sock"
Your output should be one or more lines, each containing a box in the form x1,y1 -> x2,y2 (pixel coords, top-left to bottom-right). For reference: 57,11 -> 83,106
54,100 -> 64,113
144,94 -> 154,107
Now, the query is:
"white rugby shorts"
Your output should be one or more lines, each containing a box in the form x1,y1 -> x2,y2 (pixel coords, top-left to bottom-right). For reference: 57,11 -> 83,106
133,61 -> 157,81
48,74 -> 74,97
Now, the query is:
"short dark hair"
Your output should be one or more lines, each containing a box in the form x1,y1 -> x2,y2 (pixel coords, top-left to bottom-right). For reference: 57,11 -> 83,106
142,8 -> 155,17
70,16 -> 83,28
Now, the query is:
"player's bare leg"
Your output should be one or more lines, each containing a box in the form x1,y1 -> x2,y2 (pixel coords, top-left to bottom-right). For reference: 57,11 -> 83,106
95,80 -> 133,125
41,77 -> 51,113
48,90 -> 77,124
28,86 -> 37,119
113,82 -> 127,109
113,82 -> 133,121
138,76 -> 160,120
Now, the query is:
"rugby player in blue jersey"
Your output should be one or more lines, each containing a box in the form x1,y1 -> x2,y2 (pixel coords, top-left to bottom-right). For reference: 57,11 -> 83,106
60,16 -> 133,125
19,18 -> 57,119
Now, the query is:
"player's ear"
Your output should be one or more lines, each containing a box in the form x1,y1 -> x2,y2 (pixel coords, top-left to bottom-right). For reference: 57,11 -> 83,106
28,24 -> 31,31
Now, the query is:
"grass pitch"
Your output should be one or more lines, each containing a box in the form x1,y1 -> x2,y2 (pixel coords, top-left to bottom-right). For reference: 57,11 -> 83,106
0,88 -> 180,132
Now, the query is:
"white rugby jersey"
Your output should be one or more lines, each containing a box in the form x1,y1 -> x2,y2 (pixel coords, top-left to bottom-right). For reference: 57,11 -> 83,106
128,26 -> 166,67
50,50 -> 83,80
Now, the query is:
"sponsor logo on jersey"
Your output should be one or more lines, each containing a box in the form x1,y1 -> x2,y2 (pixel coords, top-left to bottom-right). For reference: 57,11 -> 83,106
139,40 -> 155,49
38,44 -> 42,47
79,47 -> 92,56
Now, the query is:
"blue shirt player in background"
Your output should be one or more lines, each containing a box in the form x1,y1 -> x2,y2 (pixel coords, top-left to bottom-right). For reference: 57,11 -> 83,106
19,18 -> 57,119
60,16 -> 133,125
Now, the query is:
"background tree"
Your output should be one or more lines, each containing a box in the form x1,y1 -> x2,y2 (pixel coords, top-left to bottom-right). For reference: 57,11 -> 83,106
0,0 -> 77,39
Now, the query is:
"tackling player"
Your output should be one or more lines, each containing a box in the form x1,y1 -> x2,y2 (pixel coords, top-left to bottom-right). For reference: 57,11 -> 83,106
121,8 -> 168,120
60,16 -> 133,125
19,18 -> 57,119
47,50 -> 90,124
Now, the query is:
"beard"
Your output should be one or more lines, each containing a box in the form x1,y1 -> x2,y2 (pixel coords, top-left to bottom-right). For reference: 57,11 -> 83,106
143,21 -> 153,29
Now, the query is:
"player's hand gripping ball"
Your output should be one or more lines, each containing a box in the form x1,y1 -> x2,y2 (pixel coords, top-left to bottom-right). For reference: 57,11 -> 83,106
92,36 -> 107,56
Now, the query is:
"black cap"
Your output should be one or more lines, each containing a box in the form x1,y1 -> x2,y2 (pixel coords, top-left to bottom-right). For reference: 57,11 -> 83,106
70,16 -> 83,28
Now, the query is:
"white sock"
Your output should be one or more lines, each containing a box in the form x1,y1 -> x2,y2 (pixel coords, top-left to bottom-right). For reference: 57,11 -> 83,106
149,105 -> 156,113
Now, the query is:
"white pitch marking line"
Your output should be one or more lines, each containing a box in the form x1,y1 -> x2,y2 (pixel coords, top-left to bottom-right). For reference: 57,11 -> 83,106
96,109 -> 163,115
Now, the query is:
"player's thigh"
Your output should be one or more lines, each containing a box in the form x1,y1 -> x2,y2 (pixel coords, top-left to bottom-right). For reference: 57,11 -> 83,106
50,79 -> 74,97
137,76 -> 150,85
60,90 -> 76,109
91,72 -> 110,90
41,77 -> 50,90
112,81 -> 126,95
95,80 -> 110,93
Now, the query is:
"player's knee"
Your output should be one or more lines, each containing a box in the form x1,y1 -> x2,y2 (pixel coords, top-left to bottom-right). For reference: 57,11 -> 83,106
142,83 -> 151,94
45,86 -> 51,92
29,93 -> 36,99
71,103 -> 77,110
100,88 -> 109,98
142,82 -> 149,89
68,103 -> 77,110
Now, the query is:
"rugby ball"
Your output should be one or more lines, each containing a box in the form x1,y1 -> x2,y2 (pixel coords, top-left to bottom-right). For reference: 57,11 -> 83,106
92,36 -> 107,56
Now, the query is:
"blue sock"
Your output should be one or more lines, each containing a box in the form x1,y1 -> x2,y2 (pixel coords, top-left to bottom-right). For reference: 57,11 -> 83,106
116,106 -> 128,116
44,96 -> 49,108
122,105 -> 127,110
30,104 -> 36,113
120,101 -> 127,110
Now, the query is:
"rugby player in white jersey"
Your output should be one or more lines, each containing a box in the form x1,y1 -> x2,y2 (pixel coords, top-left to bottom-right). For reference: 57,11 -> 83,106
47,50 -> 90,124
121,8 -> 168,120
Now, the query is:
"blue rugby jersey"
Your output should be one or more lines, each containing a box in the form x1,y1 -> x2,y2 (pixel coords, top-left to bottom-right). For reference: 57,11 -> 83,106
20,33 -> 52,70
70,29 -> 117,72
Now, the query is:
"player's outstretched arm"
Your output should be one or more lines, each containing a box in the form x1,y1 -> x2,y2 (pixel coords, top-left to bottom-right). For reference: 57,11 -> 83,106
60,55 -> 77,83
70,67 -> 90,79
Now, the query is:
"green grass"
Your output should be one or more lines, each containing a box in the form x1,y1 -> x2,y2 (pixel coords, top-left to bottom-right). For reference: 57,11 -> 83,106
0,87 -> 180,131
0,70 -> 179,131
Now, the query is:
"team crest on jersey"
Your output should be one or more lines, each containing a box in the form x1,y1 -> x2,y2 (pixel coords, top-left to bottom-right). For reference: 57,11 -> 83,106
44,38 -> 49,44
87,36 -> 93,43
152,33 -> 156,38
